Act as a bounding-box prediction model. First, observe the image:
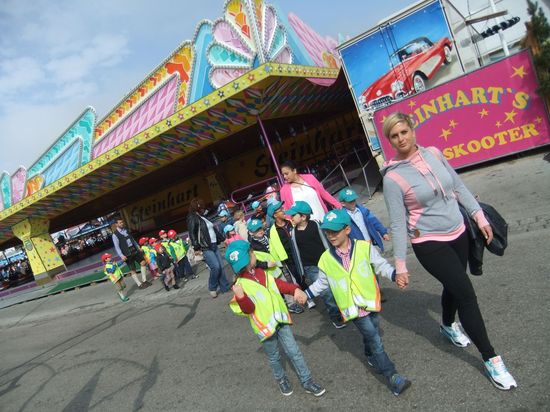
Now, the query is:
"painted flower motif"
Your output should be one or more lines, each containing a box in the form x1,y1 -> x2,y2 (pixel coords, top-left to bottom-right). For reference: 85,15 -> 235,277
206,0 -> 292,89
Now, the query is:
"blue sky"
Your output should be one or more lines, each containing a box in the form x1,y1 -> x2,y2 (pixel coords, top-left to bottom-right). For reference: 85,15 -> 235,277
0,0 -> 417,174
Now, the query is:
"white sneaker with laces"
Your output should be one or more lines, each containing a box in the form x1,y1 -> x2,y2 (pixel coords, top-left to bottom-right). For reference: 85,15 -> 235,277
440,322 -> 471,347
307,300 -> 316,309
485,355 -> 517,390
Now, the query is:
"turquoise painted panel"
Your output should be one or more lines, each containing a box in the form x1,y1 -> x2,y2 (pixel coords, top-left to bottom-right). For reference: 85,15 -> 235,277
0,174 -> 11,209
42,140 -> 82,186
207,44 -> 252,67
189,22 -> 215,103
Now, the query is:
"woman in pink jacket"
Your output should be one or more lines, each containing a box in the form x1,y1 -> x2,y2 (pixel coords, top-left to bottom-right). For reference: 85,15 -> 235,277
279,160 -> 341,222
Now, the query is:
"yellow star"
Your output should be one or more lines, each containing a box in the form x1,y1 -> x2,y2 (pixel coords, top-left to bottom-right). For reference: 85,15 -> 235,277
495,121 -> 502,128
512,65 -> 527,79
408,100 -> 416,108
479,108 -> 489,118
380,115 -> 387,124
504,110 -> 518,124
439,128 -> 452,141
449,119 -> 458,129
535,116 -> 542,124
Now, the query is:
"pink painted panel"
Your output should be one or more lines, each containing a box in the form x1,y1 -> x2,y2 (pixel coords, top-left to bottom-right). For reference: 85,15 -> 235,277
373,51 -> 550,169
92,76 -> 179,158
11,167 -> 26,204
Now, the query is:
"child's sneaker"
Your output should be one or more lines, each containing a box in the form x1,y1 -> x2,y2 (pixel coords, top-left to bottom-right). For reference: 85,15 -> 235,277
288,303 -> 304,314
484,355 -> 517,390
303,380 -> 326,397
440,322 -> 471,347
119,294 -> 129,302
278,377 -> 293,396
307,300 -> 316,309
331,319 -> 347,329
389,374 -> 411,396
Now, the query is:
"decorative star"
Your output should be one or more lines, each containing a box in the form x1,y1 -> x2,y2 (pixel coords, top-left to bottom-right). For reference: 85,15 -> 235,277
439,128 -> 452,141
218,90 -> 225,98
504,110 -> 518,124
511,65 -> 527,79
495,121 -> 502,128
233,82 -> 240,90
248,74 -> 255,81
535,116 -> 542,124
166,120 -> 172,126
203,99 -> 210,106
380,115 -> 387,124
479,108 -> 489,118
178,113 -> 185,120
190,106 -> 197,113
277,65 -> 283,72
408,100 -> 416,108
264,65 -> 272,73
449,119 -> 458,128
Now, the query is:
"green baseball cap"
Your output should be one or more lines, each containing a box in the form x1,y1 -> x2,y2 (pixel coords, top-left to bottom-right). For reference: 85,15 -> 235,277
267,200 -> 284,218
247,218 -> 263,232
285,200 -> 312,216
320,209 -> 351,231
338,188 -> 358,202
225,240 -> 251,273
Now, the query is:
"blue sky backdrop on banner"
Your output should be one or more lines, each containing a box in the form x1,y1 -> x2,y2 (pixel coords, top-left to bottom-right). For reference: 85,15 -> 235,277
340,0 -> 452,103
0,0 -> 417,174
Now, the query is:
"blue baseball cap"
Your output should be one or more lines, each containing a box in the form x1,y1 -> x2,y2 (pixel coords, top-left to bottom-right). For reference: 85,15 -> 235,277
218,209 -> 230,217
285,201 -> 312,216
267,200 -> 284,218
225,240 -> 251,273
247,218 -> 263,232
251,200 -> 261,209
320,209 -> 351,231
338,188 -> 358,202
223,224 -> 235,234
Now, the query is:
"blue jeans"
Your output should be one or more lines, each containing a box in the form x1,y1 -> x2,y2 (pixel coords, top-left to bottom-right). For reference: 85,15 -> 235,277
178,256 -> 193,278
203,243 -> 229,293
261,324 -> 312,385
352,312 -> 396,380
303,266 -> 342,322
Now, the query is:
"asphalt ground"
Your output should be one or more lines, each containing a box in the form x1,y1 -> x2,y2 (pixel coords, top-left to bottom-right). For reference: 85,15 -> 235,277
0,151 -> 549,411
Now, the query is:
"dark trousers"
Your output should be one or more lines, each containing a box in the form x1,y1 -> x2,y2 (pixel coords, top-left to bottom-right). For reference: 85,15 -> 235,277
412,231 -> 496,361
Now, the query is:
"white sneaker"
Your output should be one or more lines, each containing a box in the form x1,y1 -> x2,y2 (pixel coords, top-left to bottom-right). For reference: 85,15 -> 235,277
440,322 -> 471,347
307,300 -> 316,309
484,355 -> 517,390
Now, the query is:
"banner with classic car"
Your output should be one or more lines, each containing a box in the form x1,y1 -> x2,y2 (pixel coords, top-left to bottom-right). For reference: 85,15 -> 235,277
337,0 -> 463,115
372,50 -> 550,169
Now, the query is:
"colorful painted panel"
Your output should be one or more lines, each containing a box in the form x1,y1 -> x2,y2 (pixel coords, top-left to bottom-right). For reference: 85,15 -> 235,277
42,139 -> 82,186
0,173 -> 10,210
11,167 -> 26,204
92,75 -> 179,158
27,108 -> 95,178
94,44 -> 194,140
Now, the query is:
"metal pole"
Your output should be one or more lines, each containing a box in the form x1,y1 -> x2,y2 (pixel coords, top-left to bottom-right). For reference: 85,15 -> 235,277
488,0 -> 510,56
257,116 -> 284,186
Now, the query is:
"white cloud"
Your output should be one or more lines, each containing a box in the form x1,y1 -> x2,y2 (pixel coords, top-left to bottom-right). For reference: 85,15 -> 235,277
0,57 -> 45,96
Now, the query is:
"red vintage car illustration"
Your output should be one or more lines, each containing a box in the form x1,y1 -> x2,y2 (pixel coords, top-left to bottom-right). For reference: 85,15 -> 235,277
359,36 -> 452,112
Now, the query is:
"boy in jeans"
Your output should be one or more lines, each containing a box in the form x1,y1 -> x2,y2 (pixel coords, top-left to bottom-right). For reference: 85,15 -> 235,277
296,209 -> 411,396
286,201 -> 346,329
226,240 -> 325,397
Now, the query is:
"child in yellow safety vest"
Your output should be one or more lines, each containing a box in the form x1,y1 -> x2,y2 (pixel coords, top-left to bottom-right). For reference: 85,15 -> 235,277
102,253 -> 129,302
226,240 -> 326,397
139,237 -> 159,279
297,209 -> 412,396
167,229 -> 198,281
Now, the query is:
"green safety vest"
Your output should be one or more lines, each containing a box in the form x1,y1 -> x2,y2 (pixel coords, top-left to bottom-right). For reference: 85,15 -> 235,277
253,250 -> 282,278
317,240 -> 380,321
104,262 -> 123,284
161,240 -> 177,261
268,224 -> 288,262
229,273 -> 291,342
141,245 -> 152,263
170,238 -> 187,261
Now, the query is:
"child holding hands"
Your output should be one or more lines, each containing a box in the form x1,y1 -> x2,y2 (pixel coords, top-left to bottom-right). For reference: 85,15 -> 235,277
226,240 -> 325,397
102,253 -> 129,302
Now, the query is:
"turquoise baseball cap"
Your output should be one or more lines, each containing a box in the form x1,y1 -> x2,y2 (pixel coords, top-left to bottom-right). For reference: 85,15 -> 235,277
285,200 -> 312,216
320,209 -> 351,231
267,200 -> 284,218
251,200 -> 261,209
247,218 -> 263,232
218,209 -> 230,217
223,224 -> 235,234
225,240 -> 251,273
338,188 -> 358,202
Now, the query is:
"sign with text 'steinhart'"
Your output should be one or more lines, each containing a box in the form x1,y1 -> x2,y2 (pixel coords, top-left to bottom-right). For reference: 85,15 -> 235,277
373,50 -> 550,168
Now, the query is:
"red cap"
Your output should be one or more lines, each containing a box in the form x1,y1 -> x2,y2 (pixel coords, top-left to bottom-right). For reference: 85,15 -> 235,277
167,229 -> 177,239
154,243 -> 163,251
148,237 -> 158,245
159,230 -> 167,237
138,237 -> 149,246
101,253 -> 112,262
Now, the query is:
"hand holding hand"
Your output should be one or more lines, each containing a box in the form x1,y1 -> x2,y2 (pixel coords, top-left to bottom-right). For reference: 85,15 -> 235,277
382,234 -> 390,241
294,289 -> 307,305
121,255 -> 127,262
479,224 -> 493,245
232,284 -> 245,299
395,272 -> 409,290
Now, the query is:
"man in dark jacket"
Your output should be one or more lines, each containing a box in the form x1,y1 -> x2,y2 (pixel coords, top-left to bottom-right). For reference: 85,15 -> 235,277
112,218 -> 150,289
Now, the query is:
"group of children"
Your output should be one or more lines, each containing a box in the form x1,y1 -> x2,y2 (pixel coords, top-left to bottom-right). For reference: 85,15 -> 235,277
224,187 -> 412,397
103,228 -> 199,299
